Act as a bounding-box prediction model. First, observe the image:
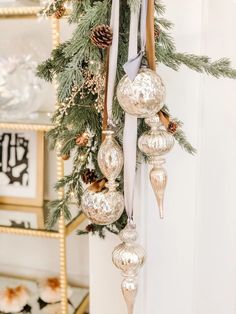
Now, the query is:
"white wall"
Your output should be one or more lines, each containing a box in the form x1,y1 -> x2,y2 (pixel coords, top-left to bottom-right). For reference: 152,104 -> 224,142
90,0 -> 236,313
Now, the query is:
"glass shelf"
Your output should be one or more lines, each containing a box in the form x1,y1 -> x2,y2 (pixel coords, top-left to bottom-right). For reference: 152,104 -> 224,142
0,202 -> 86,238
0,111 -> 53,131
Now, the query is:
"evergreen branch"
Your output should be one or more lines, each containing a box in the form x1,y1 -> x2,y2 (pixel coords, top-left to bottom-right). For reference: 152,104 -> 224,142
40,0 -> 65,17
64,0 -> 109,59
46,199 -> 72,229
77,224 -> 106,238
173,53 -> 236,78
68,0 -> 89,23
154,0 -> 166,15
57,67 -> 83,102
37,42 -> 71,81
156,17 -> 173,30
173,129 -> 196,155
77,229 -> 89,236
157,30 -> 176,52
54,175 -> 73,190
37,59 -> 54,82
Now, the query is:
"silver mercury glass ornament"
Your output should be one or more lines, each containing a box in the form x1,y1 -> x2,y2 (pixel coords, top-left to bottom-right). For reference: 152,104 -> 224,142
98,129 -> 123,191
117,67 -> 166,118
138,115 -> 174,219
112,221 -> 145,314
81,130 -> 124,225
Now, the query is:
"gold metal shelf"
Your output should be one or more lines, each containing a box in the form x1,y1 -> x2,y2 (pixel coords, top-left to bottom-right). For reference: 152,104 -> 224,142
0,112 -> 53,131
76,295 -> 89,314
66,213 -> 87,236
0,6 -> 42,18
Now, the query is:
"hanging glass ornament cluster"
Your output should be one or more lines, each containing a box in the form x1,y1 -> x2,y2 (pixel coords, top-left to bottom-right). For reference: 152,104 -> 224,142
82,0 -> 175,311
117,67 -> 174,218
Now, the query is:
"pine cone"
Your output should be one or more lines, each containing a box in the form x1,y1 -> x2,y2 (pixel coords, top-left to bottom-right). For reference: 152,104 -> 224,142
86,224 -> 95,232
81,168 -> 97,184
54,6 -> 66,19
61,153 -> 70,161
167,121 -> 178,134
76,132 -> 89,147
91,24 -> 113,49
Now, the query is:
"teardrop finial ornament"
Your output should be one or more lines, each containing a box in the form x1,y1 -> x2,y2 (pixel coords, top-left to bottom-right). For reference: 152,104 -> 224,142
112,222 -> 145,314
121,277 -> 137,314
149,159 -> 167,219
138,115 -> 174,219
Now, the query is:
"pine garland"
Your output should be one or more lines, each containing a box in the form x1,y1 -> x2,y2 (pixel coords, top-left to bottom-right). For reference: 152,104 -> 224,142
38,0 -> 236,235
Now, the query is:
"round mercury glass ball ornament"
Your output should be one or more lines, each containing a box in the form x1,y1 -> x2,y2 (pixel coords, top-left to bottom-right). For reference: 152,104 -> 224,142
81,188 -> 124,225
117,68 -> 165,118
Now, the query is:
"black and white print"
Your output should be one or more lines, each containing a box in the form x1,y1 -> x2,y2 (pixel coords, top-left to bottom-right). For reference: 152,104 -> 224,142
0,130 -> 37,199
0,132 -> 29,186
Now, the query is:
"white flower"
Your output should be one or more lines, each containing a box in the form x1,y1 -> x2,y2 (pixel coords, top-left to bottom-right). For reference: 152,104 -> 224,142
0,285 -> 30,313
38,278 -> 73,304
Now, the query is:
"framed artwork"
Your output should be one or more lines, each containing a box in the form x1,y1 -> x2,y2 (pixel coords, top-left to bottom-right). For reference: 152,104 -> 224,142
0,204 -> 44,229
0,130 -> 44,206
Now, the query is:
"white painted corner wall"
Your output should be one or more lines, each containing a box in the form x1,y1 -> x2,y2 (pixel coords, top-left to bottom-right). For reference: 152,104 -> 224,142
89,1 -> 236,313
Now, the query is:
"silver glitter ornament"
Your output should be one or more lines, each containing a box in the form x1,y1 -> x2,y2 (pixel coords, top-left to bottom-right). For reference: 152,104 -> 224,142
117,68 -> 165,118
81,188 -> 124,225
112,222 -> 145,314
138,115 -> 174,218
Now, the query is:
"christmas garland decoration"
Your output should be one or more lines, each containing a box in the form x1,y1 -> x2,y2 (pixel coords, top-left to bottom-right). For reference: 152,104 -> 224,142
38,0 -> 236,240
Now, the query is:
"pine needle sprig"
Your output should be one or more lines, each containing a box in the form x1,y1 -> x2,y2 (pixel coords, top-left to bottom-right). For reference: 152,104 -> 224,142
64,0 -> 110,59
46,198 -> 72,230
68,0 -> 89,24
40,0 -> 65,17
173,53 -> 236,79
154,0 -> 166,15
173,129 -> 196,155
156,17 -> 174,30
157,30 -> 176,52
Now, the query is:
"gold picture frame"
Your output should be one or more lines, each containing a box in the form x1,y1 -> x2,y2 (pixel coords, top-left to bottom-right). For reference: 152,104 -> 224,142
0,130 -> 44,206
0,203 -> 44,229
